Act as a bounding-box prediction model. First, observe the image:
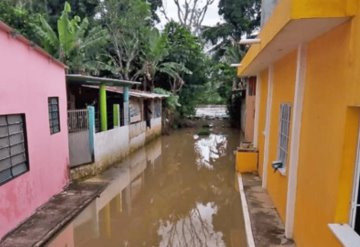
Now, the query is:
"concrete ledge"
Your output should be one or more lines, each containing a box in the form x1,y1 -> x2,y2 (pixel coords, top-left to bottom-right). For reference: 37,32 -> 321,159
0,182 -> 107,247
238,172 -> 295,247
237,173 -> 256,247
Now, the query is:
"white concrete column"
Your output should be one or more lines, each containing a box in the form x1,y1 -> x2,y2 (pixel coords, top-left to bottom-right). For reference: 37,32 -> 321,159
262,65 -> 274,189
253,74 -> 261,148
285,44 -> 307,238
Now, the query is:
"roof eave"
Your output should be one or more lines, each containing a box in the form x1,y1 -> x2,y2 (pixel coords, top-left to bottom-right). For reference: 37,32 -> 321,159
66,74 -> 141,87
237,0 -> 358,77
0,21 -> 67,69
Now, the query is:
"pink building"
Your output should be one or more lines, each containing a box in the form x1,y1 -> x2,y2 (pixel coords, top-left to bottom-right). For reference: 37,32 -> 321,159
0,22 -> 69,239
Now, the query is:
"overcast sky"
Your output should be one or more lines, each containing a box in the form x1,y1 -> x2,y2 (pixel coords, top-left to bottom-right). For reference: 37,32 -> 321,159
157,0 -> 223,29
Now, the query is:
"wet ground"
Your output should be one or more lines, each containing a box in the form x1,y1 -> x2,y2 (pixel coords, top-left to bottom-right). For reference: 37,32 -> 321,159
48,121 -> 246,247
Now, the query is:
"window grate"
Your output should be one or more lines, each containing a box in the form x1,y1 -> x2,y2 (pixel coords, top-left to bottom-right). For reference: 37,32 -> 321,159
0,114 -> 29,185
277,104 -> 291,166
48,97 -> 60,134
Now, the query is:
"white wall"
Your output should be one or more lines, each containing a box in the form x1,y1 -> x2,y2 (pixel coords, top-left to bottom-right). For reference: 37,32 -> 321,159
94,125 -> 130,164
146,117 -> 162,141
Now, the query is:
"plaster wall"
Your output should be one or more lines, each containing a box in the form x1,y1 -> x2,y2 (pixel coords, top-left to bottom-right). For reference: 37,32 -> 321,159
94,126 -> 129,165
266,51 -> 297,221
293,14 -> 360,246
0,29 -> 68,238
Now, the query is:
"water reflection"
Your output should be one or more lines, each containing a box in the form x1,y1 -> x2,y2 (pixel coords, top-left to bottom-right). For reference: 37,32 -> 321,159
194,134 -> 228,170
158,202 -> 225,247
48,124 -> 247,247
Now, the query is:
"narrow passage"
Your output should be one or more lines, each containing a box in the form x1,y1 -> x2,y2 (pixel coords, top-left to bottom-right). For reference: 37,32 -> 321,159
49,121 -> 247,247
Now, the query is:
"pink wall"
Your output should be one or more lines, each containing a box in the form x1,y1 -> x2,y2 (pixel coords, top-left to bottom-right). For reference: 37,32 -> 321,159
0,29 -> 69,238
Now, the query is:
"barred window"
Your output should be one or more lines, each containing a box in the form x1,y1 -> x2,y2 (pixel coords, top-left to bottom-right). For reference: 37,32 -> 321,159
278,104 -> 291,166
0,114 -> 29,185
48,97 -> 60,134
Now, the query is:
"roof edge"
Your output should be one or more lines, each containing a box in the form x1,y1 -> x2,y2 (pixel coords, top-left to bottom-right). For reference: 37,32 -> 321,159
0,21 -> 66,69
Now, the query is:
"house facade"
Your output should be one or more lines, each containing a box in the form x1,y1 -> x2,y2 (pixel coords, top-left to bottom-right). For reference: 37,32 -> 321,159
238,0 -> 360,246
0,22 -> 69,239
66,79 -> 165,179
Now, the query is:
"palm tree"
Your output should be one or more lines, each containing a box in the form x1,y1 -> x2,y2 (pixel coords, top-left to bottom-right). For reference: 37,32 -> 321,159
135,28 -> 192,92
32,1 -> 108,74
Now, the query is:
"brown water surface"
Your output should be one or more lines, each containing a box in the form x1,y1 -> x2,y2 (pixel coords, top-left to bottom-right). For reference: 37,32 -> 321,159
49,123 -> 247,247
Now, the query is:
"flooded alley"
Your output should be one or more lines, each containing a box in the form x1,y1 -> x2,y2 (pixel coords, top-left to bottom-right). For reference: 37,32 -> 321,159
48,121 -> 247,247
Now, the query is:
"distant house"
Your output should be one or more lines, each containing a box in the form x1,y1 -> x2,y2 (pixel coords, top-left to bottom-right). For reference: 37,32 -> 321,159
0,21 -> 69,239
237,0 -> 360,246
66,75 -> 166,179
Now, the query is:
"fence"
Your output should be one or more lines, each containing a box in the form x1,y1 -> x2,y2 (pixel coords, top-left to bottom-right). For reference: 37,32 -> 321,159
68,109 -> 88,133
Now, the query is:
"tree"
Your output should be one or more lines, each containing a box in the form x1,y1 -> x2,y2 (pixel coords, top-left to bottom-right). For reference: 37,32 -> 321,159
157,21 -> 208,115
202,0 -> 261,59
147,0 -> 163,23
134,28 -> 169,90
158,62 -> 192,93
160,0 -> 215,34
1,0 -> 101,30
32,2 -> 108,74
99,0 -> 152,81
134,29 -> 192,92
0,2 -> 40,42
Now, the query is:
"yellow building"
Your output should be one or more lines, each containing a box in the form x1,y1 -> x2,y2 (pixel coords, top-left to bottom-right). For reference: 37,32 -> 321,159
237,0 -> 360,246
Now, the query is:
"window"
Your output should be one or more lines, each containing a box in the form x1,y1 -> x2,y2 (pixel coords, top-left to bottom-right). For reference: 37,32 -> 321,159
277,104 -> 291,166
0,114 -> 29,185
48,97 -> 60,134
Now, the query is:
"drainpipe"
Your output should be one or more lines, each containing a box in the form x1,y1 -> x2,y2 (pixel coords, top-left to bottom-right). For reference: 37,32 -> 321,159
123,86 -> 130,125
100,83 -> 108,131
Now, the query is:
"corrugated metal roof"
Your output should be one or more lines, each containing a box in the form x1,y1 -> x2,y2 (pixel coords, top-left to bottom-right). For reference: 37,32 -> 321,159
67,74 -> 141,87
82,85 -> 168,99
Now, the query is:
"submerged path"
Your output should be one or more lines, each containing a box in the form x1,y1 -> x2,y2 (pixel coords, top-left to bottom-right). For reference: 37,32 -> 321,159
48,121 -> 247,247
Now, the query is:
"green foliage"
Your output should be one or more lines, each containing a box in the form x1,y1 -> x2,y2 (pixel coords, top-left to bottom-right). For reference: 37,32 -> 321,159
2,0 -> 101,31
156,21 -> 209,116
0,2 -> 40,42
147,0 -> 163,23
135,28 -> 168,90
0,0 -> 254,126
153,88 -> 180,111
99,0 -> 152,80
202,0 -> 261,59
219,0 -> 261,35
32,1 -> 109,74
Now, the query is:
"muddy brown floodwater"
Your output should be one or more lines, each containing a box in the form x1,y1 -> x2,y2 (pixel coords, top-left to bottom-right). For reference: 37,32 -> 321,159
48,121 -> 247,247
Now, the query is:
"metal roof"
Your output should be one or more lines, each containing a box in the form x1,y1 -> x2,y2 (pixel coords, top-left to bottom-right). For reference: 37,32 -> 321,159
66,74 -> 141,87
82,85 -> 168,99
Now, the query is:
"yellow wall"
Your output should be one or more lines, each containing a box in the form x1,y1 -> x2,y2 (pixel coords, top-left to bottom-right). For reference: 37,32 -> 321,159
266,51 -> 297,221
294,10 -> 360,246
237,0 -> 358,76
257,70 -> 268,178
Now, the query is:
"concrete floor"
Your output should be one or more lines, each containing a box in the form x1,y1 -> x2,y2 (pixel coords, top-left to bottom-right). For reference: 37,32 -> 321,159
241,172 -> 296,247
0,182 -> 107,247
